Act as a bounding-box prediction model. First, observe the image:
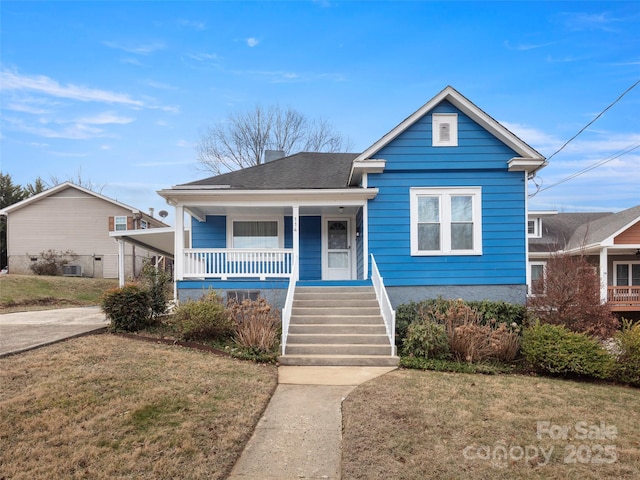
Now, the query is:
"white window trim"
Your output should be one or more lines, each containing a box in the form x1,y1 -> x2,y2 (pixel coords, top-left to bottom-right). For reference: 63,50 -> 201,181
115,216 -> 127,231
432,113 -> 458,147
528,217 -> 541,238
410,187 -> 482,256
613,261 -> 640,286
528,261 -> 547,295
226,216 -> 284,249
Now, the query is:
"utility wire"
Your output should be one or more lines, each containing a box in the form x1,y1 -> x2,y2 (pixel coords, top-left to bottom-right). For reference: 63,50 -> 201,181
529,79 -> 640,198
545,78 -> 640,163
537,140 -> 640,193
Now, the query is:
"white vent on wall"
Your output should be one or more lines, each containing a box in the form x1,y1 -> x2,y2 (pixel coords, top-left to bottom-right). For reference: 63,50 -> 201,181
432,113 -> 458,147
63,265 -> 82,277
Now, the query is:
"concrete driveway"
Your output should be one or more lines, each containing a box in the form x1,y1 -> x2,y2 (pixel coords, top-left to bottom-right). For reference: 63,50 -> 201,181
0,307 -> 109,357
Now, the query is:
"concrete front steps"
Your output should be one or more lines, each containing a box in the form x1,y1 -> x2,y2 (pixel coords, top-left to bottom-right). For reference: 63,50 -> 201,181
279,286 -> 399,367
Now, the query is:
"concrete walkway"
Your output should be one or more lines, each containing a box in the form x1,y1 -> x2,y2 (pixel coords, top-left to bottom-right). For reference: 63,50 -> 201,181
227,366 -> 396,480
0,306 -> 109,357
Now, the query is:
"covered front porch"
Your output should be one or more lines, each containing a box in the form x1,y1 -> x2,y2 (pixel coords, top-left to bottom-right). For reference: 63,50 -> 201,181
164,188 -> 379,290
596,246 -> 640,313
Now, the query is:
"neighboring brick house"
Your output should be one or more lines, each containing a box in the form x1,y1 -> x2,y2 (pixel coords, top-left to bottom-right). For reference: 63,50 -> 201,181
0,182 -> 169,278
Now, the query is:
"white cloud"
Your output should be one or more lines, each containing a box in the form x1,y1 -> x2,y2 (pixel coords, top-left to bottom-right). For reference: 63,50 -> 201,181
6,102 -> 51,115
247,37 -> 259,47
178,19 -> 205,30
504,40 -> 555,51
103,41 -> 165,55
75,112 -> 134,125
500,121 -> 562,153
0,69 -> 144,107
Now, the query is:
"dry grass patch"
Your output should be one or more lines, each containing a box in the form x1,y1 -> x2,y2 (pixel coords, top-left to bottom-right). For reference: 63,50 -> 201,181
342,370 -> 640,479
0,274 -> 118,312
0,335 -> 277,479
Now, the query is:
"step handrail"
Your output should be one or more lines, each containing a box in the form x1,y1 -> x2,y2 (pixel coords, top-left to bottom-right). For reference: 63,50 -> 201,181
281,254 -> 298,355
370,254 -> 397,356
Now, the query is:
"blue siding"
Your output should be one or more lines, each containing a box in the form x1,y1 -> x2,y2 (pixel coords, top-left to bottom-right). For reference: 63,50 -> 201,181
284,216 -> 293,248
368,100 -> 527,288
300,216 -> 322,280
192,215 -> 226,248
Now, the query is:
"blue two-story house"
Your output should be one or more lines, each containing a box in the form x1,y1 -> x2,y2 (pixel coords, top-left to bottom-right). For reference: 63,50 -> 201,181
157,86 -> 546,365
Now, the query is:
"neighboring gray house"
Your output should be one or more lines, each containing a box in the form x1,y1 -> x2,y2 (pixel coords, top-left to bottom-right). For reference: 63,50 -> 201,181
0,182 -> 169,279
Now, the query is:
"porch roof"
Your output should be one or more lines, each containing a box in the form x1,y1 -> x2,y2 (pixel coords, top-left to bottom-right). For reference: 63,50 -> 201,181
109,227 -> 190,257
179,152 -> 359,190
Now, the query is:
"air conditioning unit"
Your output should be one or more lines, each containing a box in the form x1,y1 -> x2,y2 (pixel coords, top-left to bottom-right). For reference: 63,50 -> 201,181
63,265 -> 82,277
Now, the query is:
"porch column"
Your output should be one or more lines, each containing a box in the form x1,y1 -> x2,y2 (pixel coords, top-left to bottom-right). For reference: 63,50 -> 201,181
292,205 -> 299,281
174,204 -> 184,283
599,247 -> 608,304
362,200 -> 369,279
117,239 -> 125,287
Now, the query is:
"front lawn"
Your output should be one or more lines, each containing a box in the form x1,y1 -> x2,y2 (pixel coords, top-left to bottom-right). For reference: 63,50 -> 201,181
342,369 -> 640,479
0,335 -> 277,479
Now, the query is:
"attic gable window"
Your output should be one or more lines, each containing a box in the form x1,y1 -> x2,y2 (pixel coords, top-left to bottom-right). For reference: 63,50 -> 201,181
432,113 -> 458,147
528,218 -> 541,238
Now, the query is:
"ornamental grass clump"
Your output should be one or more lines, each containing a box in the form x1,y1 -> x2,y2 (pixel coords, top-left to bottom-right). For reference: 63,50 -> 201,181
227,298 -> 280,354
400,298 -> 521,363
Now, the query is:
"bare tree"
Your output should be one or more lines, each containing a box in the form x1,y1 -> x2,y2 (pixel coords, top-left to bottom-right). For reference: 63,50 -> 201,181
48,169 -> 106,193
196,105 -> 351,175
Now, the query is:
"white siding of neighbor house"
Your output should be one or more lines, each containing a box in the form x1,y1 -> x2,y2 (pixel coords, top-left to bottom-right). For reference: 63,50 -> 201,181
6,187 -> 156,278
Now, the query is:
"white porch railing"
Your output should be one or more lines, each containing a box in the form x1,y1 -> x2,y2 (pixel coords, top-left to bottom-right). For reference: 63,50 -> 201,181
281,255 -> 299,355
183,248 -> 293,280
371,254 -> 396,356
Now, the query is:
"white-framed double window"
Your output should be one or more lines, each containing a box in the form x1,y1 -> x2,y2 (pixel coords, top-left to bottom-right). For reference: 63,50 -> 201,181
614,261 -> 640,286
227,217 -> 283,249
410,187 -> 482,255
115,216 -> 127,231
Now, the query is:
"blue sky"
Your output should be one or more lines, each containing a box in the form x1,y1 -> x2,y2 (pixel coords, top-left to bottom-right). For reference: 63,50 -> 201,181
1,0 -> 639,226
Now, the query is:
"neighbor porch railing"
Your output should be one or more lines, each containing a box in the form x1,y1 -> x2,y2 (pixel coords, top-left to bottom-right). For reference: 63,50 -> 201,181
607,286 -> 640,310
183,248 -> 293,280
281,255 -> 298,355
371,254 -> 397,356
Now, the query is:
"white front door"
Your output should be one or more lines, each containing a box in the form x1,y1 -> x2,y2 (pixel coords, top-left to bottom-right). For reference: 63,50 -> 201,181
324,218 -> 352,280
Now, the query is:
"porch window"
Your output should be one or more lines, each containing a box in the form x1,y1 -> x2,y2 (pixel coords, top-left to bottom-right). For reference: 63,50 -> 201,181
614,262 -> 640,286
529,262 -> 546,295
232,220 -> 279,249
410,187 -> 482,255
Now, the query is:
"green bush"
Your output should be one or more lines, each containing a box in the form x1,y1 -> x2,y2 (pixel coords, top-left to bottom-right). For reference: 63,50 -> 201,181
170,292 -> 232,341
402,320 -> 450,359
29,249 -> 76,276
102,284 -> 151,332
521,323 -> 615,379
140,262 -> 172,320
614,319 -> 640,386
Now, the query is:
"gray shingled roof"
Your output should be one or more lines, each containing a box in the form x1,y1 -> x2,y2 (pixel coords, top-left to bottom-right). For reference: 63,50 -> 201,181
182,152 -> 359,190
566,204 -> 640,250
529,213 -> 612,253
